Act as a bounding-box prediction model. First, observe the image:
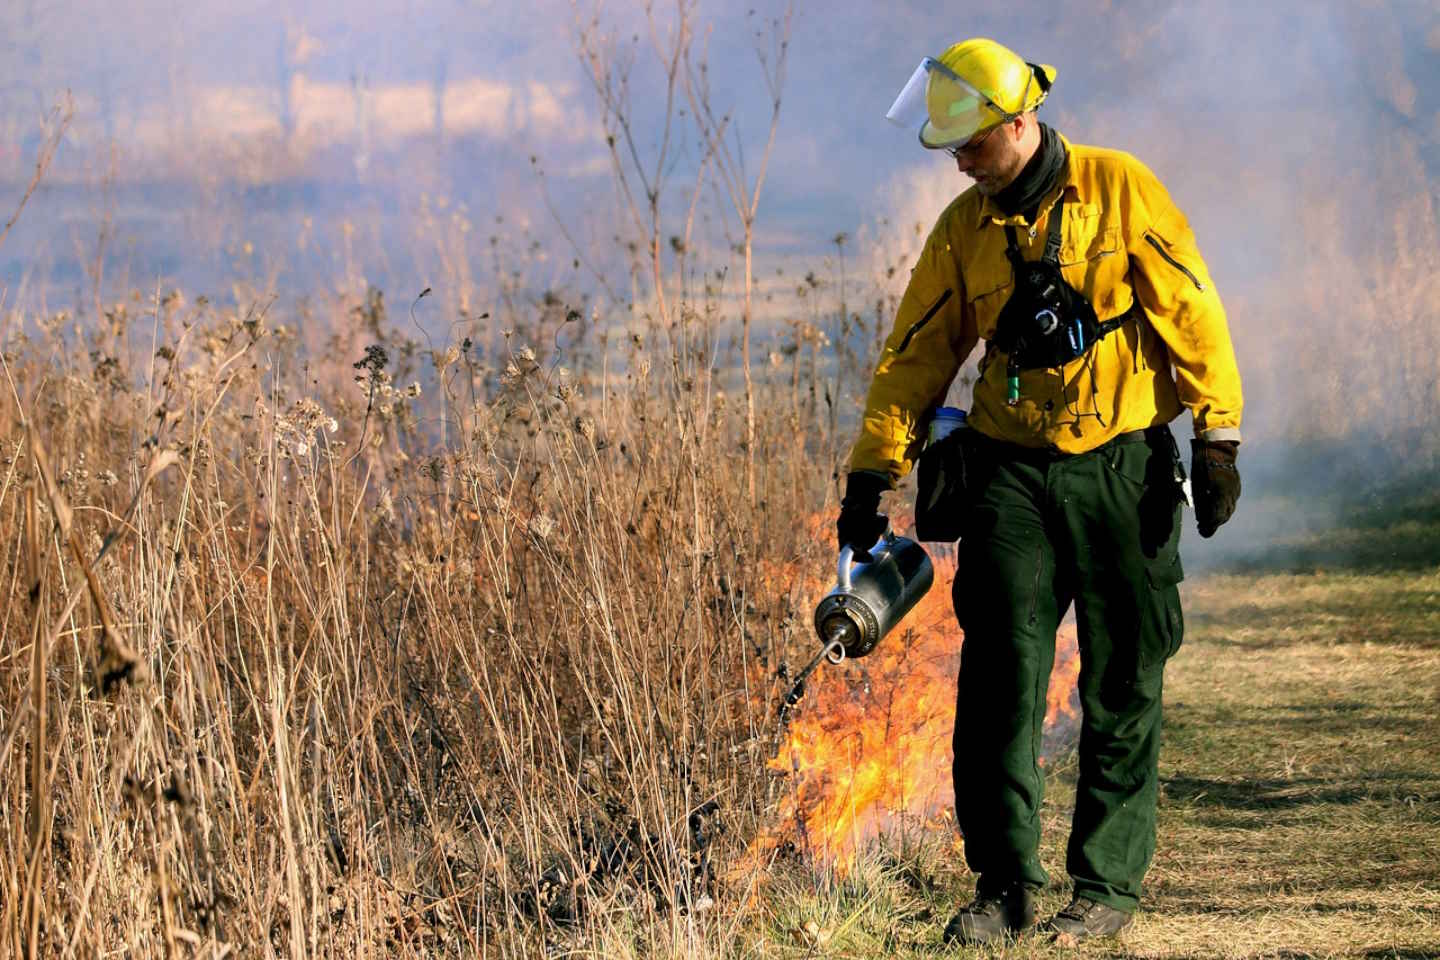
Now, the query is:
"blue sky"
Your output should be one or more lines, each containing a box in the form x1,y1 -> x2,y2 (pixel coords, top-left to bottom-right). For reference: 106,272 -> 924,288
3,0 -> 1403,274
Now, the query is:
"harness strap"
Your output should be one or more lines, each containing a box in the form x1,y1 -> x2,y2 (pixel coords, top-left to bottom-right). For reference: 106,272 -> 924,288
1003,194 -> 1067,265
1003,224 -> 1023,265
1042,194 -> 1065,263
1095,299 -> 1140,336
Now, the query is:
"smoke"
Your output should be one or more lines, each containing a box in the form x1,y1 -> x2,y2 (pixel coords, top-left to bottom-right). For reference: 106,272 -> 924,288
1,1 -> 1437,550
853,2 -> 1440,567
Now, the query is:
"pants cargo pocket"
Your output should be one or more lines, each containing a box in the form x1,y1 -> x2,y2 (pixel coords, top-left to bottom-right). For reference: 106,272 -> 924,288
1141,552 -> 1184,669
1090,434 -> 1185,679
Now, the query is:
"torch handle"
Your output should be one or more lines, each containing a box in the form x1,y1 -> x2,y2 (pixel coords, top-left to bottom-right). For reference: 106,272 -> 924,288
837,530 -> 892,592
837,546 -> 855,592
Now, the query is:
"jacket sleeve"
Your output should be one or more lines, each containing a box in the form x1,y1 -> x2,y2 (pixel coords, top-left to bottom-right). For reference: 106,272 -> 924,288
848,224 -> 977,483
1126,163 -> 1244,443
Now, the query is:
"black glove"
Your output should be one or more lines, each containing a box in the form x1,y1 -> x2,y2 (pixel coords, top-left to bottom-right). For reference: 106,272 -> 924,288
1191,439 -> 1240,538
836,472 -> 890,562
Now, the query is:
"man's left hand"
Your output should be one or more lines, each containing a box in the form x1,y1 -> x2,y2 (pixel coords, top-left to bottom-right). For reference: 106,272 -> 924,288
837,472 -> 890,562
1191,439 -> 1240,538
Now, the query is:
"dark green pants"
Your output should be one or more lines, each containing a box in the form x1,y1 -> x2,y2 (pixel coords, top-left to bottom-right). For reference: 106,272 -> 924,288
951,427 -> 1185,912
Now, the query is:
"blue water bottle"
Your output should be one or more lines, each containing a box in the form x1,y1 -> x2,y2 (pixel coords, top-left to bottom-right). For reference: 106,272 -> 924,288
928,406 -> 968,446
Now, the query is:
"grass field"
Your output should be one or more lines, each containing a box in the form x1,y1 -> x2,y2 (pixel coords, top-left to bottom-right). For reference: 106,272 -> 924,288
748,517 -> 1440,958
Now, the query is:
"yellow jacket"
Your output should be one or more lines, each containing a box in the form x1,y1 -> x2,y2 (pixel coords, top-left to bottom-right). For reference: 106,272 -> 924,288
850,138 -> 1243,483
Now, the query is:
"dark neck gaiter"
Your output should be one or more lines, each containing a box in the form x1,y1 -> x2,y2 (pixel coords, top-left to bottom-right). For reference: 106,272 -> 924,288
991,123 -> 1067,221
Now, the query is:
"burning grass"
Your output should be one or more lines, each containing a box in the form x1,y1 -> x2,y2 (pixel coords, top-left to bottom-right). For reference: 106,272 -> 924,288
763,543 -> 1081,869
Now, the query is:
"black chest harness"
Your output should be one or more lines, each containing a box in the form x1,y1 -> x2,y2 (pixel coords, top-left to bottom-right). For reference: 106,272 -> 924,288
992,195 -> 1139,405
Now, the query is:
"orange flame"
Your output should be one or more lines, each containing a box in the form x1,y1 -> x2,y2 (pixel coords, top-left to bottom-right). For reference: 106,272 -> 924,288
760,517 -> 1081,869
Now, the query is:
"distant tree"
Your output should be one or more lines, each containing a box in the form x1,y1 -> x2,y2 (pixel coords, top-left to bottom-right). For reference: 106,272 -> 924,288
277,28 -> 296,143
352,71 -> 371,179
0,0 -> 60,160
434,57 -> 448,146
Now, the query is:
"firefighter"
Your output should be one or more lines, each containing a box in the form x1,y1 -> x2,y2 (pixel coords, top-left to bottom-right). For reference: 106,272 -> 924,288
837,38 -> 1243,945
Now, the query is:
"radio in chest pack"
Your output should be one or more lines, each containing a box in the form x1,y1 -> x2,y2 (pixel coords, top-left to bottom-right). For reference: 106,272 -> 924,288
992,196 -> 1135,405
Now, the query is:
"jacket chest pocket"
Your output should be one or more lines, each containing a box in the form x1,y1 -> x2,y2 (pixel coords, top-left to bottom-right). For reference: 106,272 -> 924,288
1060,217 -> 1127,316
1059,209 -> 1119,265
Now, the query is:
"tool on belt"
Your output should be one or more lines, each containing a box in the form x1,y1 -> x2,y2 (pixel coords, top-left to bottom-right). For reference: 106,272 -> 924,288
781,531 -> 934,721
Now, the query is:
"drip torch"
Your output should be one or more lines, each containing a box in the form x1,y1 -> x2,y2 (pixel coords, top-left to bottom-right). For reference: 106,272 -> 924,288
781,531 -> 934,721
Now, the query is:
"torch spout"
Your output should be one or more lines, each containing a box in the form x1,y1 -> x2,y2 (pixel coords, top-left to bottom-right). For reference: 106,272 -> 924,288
778,637 -> 846,725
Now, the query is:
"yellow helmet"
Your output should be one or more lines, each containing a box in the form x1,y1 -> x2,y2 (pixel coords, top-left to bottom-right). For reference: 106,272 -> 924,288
885,38 -> 1056,150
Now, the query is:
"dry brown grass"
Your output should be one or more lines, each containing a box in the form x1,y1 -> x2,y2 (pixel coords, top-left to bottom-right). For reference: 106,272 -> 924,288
0,290 -> 850,957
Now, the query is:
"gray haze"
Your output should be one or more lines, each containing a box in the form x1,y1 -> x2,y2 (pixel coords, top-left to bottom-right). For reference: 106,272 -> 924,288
3,0 -> 1439,560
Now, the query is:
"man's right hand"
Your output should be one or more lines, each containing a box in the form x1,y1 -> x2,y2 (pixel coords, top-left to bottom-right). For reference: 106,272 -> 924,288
837,472 -> 890,562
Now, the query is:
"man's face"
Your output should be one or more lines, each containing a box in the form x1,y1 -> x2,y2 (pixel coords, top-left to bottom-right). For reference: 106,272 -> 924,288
951,117 -> 1030,196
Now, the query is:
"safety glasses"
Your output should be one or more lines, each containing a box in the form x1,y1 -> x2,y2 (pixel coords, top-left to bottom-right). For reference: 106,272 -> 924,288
944,124 -> 1002,159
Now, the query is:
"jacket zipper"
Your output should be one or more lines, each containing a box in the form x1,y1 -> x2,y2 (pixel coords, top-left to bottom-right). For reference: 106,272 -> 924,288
896,288 -> 953,353
1026,544 -> 1044,625
1144,234 -> 1206,292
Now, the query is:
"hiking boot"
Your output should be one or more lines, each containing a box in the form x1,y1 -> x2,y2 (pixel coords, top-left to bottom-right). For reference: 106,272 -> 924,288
1039,895 -> 1133,944
941,882 -> 1036,946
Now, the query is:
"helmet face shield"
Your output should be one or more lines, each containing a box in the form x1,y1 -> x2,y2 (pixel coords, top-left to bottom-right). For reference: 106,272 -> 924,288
884,57 -> 1011,149
884,59 -> 939,129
